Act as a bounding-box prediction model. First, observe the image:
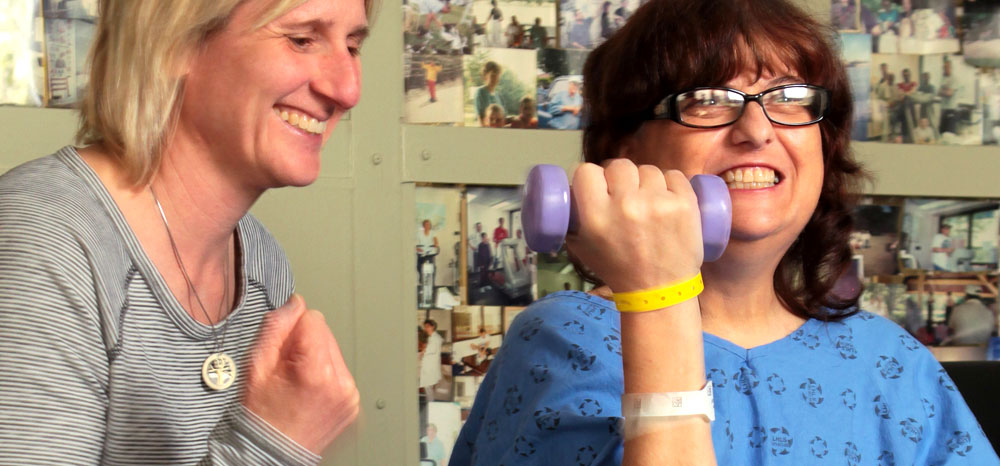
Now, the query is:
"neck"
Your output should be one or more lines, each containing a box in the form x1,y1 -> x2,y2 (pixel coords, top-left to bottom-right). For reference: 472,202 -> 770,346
698,240 -> 805,348
151,141 -> 260,270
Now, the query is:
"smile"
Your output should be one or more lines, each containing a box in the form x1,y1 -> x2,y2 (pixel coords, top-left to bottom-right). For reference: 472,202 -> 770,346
720,167 -> 780,190
274,107 -> 327,135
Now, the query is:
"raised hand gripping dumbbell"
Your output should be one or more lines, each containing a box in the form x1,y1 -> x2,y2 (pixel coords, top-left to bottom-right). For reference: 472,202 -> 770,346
520,164 -> 732,261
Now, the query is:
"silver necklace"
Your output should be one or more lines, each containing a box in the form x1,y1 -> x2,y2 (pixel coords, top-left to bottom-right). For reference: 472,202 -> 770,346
151,186 -> 236,391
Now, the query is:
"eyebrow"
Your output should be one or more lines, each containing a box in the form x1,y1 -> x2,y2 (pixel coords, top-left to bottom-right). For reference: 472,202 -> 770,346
767,75 -> 806,86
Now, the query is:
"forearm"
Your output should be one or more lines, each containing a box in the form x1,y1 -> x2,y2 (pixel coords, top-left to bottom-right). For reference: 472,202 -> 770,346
621,298 -> 716,466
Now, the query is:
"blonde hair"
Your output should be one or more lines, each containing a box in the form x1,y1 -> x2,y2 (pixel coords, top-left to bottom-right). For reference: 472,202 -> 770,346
77,0 -> 377,186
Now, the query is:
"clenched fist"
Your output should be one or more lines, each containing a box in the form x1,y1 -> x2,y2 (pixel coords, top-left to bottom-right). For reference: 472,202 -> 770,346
567,159 -> 704,293
244,294 -> 360,454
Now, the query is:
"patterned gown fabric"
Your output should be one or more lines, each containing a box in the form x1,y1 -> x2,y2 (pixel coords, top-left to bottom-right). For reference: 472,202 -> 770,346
451,291 -> 1000,465
0,147 -> 314,465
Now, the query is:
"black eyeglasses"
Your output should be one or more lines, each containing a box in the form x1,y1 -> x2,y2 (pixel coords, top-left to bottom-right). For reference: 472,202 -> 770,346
650,84 -> 830,128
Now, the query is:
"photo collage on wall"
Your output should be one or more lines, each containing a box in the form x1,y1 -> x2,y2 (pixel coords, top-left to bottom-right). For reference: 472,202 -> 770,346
402,0 -> 643,129
835,0 -> 1000,145
414,185 -> 590,466
851,195 -> 999,350
0,0 -> 97,107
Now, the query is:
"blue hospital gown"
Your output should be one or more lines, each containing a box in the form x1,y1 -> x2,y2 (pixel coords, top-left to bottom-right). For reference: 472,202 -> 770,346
451,291 -> 999,465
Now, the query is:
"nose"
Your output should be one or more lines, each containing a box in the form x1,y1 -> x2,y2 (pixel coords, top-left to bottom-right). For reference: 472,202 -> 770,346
311,47 -> 362,111
728,100 -> 774,150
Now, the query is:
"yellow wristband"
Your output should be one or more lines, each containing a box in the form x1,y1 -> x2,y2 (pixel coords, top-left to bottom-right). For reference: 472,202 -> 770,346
612,273 -> 704,312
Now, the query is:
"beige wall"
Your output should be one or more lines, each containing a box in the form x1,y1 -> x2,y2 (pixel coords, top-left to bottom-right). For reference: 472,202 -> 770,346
1,0 -> 999,464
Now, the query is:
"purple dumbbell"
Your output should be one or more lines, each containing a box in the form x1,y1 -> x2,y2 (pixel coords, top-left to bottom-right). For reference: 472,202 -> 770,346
521,164 -> 732,261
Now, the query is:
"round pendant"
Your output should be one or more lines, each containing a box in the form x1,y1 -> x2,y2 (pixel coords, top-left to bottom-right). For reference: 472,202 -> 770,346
202,353 -> 236,391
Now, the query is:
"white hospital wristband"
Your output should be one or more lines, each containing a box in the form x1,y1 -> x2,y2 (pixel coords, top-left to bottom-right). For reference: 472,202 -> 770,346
622,382 -> 715,422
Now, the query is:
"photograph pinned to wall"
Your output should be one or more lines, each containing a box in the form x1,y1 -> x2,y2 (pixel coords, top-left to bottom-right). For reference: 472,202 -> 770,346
536,48 -> 587,130
404,53 -> 465,124
502,306 -> 526,335
859,0 -> 959,54
859,282 -> 908,322
851,197 -> 903,278
463,47 -> 537,127
918,54 -> 982,145
422,401 -> 462,466
465,186 -> 534,305
468,0 -> 556,49
962,0 -> 1000,68
418,308 -> 453,405
899,198 -> 1000,273
559,0 -> 636,50
536,248 -> 592,299
0,0 -> 45,106
42,0 -> 98,108
868,53 -> 920,143
404,0 -> 474,55
451,306 -> 502,377
980,69 -> 1000,145
839,33 -> 872,140
416,186 -> 464,310
832,0 -> 862,31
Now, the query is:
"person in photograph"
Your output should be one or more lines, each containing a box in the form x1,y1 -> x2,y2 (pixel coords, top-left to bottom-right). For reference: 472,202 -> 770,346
508,96 -> 539,128
492,217 -> 509,267
486,103 -> 506,128
932,224 -> 955,271
474,61 -> 503,126
475,233 -> 492,288
419,319 -> 444,401
600,1 -> 616,40
421,423 -> 446,464
468,221 -> 484,268
938,58 -> 961,136
440,23 -> 465,54
913,117 -> 936,144
421,59 -> 443,103
529,17 -> 547,48
417,218 -> 440,286
894,68 -> 918,141
513,228 -> 532,270
505,15 -> 525,48
613,0 -> 630,25
568,9 -> 593,49
451,0 -> 998,463
471,326 -> 491,358
0,0 -> 372,463
548,79 -> 584,129
487,0 -> 504,47
831,0 -> 857,30
915,71 -> 936,121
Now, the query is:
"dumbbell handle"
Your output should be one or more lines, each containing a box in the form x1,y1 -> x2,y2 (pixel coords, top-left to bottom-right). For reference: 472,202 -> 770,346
521,164 -> 732,261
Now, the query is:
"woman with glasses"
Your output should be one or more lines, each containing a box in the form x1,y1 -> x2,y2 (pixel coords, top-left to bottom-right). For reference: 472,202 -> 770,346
450,0 -> 998,464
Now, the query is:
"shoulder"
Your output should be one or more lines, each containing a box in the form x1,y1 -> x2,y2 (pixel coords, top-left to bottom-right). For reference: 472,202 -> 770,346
0,148 -> 126,263
238,213 -> 294,308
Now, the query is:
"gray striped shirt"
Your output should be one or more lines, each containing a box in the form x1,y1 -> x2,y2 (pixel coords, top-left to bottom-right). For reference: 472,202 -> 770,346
0,147 -> 319,465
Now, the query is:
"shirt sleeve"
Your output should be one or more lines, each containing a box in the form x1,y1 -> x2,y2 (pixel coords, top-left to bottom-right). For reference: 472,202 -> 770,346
450,294 -> 625,465
904,351 -> 999,464
0,217 -> 112,464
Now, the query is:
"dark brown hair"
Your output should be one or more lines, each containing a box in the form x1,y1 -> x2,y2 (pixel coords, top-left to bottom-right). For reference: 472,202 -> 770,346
579,0 -> 867,320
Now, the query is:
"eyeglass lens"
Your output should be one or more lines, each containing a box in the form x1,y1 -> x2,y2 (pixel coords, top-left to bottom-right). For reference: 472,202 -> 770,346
675,86 -> 825,127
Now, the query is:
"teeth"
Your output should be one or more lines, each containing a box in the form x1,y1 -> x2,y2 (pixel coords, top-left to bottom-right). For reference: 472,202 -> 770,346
720,167 -> 778,190
275,108 -> 327,135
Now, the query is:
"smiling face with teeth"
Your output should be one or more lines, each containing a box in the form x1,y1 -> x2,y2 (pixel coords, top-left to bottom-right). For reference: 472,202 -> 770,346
175,0 -> 368,191
626,68 -> 824,250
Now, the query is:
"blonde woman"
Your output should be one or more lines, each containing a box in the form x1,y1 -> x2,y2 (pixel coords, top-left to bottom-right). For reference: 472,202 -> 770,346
0,0 -> 372,463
